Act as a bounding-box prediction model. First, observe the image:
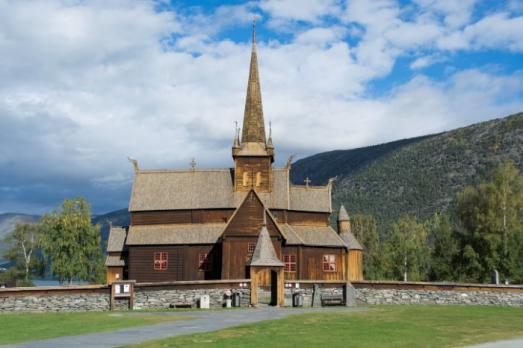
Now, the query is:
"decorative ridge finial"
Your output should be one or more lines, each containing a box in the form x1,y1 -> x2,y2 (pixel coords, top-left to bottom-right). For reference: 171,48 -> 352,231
262,208 -> 267,226
127,156 -> 139,173
233,121 -> 240,148
267,120 -> 273,148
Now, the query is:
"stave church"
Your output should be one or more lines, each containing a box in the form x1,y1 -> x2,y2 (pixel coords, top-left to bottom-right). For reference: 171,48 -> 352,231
105,24 -> 363,286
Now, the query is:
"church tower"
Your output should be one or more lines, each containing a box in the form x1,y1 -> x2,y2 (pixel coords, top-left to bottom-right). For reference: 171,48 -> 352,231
233,21 -> 274,192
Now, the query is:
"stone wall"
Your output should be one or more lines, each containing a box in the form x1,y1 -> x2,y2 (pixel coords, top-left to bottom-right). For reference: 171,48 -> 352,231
284,285 -> 344,307
135,287 -> 250,309
0,292 -> 109,312
357,288 -> 523,307
0,281 -> 251,313
1,280 -> 523,313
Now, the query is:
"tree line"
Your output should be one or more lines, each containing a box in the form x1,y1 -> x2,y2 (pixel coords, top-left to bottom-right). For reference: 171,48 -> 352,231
352,160 -> 523,284
1,198 -> 104,286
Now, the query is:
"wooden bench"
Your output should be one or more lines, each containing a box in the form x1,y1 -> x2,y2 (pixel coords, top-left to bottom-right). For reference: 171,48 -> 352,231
321,294 -> 344,306
169,302 -> 193,309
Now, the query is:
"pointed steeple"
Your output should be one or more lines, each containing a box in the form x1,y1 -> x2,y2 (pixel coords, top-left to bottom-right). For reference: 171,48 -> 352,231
338,204 -> 350,221
249,209 -> 284,267
241,19 -> 266,144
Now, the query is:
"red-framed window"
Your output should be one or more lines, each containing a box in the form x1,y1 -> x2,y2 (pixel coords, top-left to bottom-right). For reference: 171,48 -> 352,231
154,252 -> 168,270
198,253 -> 213,272
322,254 -> 336,272
284,254 -> 297,273
248,243 -> 256,255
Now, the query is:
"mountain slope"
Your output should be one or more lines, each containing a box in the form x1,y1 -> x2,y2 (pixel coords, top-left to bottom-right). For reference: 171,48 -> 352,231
291,112 -> 523,232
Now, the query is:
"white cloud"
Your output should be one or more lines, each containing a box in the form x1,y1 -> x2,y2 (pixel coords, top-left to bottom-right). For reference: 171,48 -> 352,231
410,54 -> 444,69
260,0 -> 341,23
0,0 -> 522,213
438,12 -> 523,51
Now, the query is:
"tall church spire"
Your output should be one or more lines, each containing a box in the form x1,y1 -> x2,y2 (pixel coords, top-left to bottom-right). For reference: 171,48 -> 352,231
241,19 -> 266,144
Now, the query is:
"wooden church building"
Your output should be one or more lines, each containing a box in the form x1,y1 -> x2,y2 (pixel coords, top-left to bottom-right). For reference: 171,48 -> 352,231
106,24 -> 363,285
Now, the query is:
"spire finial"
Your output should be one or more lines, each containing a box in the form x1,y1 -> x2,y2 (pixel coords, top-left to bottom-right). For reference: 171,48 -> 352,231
252,17 -> 256,51
190,157 -> 196,170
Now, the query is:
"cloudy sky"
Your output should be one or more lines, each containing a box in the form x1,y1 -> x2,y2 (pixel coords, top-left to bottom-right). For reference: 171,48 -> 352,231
1,0 -> 523,215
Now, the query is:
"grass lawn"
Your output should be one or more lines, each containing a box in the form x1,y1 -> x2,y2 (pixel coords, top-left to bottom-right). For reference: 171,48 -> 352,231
126,305 -> 523,348
0,311 -> 187,345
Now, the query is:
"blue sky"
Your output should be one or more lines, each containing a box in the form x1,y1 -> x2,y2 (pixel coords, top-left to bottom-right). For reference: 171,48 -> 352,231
0,0 -> 523,214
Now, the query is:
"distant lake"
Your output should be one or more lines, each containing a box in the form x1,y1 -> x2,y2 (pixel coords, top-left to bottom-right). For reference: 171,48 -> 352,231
33,279 -> 89,286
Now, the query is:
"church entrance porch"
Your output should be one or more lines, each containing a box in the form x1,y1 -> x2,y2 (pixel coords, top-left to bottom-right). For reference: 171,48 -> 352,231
250,266 -> 284,306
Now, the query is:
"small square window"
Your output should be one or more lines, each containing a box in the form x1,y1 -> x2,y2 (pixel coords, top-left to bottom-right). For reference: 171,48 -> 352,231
284,254 -> 297,273
154,252 -> 168,270
322,254 -> 336,272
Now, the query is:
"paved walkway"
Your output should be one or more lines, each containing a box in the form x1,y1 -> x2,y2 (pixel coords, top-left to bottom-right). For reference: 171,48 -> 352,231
466,338 -> 523,348
2,307 -> 365,348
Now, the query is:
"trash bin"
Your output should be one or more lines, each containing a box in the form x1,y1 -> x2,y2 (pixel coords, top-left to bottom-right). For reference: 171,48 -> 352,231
232,292 -> 241,307
293,292 -> 304,307
224,289 -> 232,308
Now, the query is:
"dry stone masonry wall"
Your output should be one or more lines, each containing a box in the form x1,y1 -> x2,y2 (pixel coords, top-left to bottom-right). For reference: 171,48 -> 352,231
0,293 -> 109,312
134,287 -> 250,309
357,288 -> 523,307
1,282 -> 523,313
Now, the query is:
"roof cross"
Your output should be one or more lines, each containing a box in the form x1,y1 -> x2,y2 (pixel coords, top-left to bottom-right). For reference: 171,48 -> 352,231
304,177 -> 311,188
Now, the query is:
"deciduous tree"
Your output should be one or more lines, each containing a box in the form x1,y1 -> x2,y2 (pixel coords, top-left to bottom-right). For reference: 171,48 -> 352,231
39,197 -> 104,284
2,223 -> 44,286
383,216 -> 430,281
351,214 -> 382,279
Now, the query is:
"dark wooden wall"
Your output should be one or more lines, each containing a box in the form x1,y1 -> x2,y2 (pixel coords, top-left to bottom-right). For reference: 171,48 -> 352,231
128,244 -> 221,282
270,210 -> 330,225
282,246 -> 346,281
234,157 -> 272,192
221,191 -> 283,279
131,209 -> 234,225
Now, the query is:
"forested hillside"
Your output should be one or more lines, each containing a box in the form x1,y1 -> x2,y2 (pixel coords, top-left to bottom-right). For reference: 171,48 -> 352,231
291,112 -> 523,232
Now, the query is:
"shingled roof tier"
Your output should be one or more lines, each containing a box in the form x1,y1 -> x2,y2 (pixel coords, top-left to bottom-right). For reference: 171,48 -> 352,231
280,224 -> 347,248
105,255 -> 125,267
339,230 -> 363,250
125,223 -> 225,245
107,226 -> 128,252
129,168 -> 331,213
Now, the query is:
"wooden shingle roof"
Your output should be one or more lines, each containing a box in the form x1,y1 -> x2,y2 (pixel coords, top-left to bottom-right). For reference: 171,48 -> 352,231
129,167 -> 331,213
281,224 -> 347,248
125,223 -> 225,245
248,214 -> 284,267
105,255 -> 125,267
107,226 -> 128,252
339,230 -> 363,250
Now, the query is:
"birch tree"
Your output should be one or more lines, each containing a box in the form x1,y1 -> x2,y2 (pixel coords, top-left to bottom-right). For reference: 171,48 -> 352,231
3,223 -> 43,286
39,197 -> 104,284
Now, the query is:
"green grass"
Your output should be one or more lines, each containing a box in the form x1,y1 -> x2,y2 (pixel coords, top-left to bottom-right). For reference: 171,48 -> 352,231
0,311 -> 187,345
126,306 -> 523,348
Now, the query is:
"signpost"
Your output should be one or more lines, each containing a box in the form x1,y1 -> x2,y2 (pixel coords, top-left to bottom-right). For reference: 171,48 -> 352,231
110,280 -> 135,310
